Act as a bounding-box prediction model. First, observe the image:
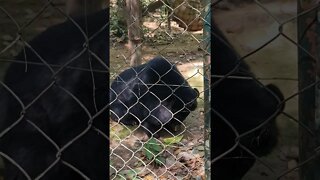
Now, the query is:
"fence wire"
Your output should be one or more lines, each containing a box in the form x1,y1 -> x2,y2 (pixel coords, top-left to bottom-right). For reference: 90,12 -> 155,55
109,0 -> 210,179
0,1 -> 109,179
212,0 -> 320,180
1,0 -> 319,180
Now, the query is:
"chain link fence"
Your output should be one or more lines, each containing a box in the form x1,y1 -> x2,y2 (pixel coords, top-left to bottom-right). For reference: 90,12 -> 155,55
212,0 -> 320,179
0,0 -> 109,179
1,0 -> 319,180
109,0 -> 210,179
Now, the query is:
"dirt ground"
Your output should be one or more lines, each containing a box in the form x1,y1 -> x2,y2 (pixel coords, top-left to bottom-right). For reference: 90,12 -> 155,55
215,1 -> 300,180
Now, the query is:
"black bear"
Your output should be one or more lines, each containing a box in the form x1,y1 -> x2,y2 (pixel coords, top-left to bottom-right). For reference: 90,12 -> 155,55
110,57 -> 199,138
0,9 -> 108,179
212,19 -> 285,179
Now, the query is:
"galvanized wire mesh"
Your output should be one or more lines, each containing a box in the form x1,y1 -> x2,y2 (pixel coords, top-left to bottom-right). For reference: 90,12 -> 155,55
0,1 -> 108,179
212,0 -> 320,179
1,0 -> 319,179
109,0 -> 210,179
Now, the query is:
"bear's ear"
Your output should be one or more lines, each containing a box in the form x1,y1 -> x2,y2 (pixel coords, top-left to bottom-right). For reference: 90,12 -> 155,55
194,88 -> 200,98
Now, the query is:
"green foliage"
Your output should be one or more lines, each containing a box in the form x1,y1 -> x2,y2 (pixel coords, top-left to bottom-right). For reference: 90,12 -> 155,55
163,135 -> 184,145
142,135 -> 184,166
110,3 -> 127,38
143,138 -> 165,166
141,0 -> 153,8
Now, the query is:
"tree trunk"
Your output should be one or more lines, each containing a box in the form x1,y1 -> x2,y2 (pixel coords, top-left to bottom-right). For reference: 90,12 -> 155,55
125,0 -> 142,66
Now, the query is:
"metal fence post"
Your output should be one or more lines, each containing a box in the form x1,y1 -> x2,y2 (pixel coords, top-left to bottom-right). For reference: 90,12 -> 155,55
201,0 -> 211,179
298,1 -> 320,179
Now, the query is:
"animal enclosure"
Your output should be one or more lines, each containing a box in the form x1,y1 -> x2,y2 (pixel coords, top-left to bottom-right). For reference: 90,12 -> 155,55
0,0 -> 319,180
213,0 -> 320,179
109,0 -> 210,179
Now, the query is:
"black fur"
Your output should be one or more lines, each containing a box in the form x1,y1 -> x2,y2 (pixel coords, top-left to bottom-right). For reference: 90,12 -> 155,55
110,57 -> 199,138
0,9 -> 108,179
212,20 -> 285,179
